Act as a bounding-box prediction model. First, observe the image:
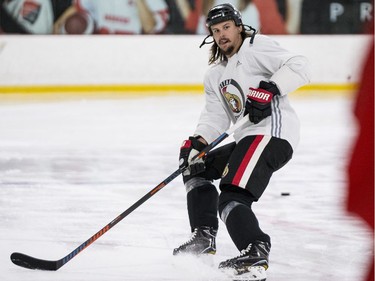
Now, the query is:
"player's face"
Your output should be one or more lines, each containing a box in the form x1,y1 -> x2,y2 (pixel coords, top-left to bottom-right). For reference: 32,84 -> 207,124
211,20 -> 242,58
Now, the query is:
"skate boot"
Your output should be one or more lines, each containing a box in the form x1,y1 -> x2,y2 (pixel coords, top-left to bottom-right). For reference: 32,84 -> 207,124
173,226 -> 217,255
218,241 -> 270,281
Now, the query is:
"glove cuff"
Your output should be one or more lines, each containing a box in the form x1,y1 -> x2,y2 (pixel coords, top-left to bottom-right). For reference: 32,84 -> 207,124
188,136 -> 206,151
259,80 -> 280,96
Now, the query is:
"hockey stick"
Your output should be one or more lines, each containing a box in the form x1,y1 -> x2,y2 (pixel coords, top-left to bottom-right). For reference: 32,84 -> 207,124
10,117 -> 249,271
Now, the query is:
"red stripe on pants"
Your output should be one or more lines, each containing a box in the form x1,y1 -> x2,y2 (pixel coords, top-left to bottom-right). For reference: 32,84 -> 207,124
232,135 -> 264,186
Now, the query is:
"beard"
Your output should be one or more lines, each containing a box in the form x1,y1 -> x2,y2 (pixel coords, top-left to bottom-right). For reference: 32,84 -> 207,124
222,45 -> 235,56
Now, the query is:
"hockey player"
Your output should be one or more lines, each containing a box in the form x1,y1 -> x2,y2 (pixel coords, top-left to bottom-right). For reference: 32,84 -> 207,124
173,3 -> 311,280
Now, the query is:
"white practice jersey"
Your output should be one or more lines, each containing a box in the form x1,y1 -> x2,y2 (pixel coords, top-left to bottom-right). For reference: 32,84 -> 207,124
194,35 -> 311,150
75,0 -> 169,34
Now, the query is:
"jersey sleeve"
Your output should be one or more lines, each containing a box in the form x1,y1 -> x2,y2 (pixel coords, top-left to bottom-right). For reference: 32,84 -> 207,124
246,35 -> 311,95
194,68 -> 231,143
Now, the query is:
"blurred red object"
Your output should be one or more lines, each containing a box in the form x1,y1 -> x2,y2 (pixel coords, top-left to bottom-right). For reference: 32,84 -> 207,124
347,22 -> 374,281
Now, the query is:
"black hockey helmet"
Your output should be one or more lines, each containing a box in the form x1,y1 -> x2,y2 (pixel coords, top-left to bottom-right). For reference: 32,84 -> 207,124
205,3 -> 242,29
199,3 -> 255,49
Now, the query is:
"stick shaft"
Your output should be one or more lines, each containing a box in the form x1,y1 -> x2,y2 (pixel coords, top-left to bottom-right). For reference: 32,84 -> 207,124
63,118 -> 249,265
11,117 -> 248,271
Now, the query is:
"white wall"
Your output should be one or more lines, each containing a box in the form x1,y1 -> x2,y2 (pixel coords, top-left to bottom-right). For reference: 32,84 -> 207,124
0,35 -> 371,87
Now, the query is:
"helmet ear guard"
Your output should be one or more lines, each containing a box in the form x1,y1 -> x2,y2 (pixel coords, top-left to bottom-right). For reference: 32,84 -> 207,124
199,35 -> 214,48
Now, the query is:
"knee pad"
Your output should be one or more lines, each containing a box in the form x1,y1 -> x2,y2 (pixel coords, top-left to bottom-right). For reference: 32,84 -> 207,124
218,187 -> 255,223
185,177 -> 213,194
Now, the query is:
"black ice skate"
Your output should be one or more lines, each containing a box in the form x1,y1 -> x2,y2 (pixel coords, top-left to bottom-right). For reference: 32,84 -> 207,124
218,241 -> 270,281
173,226 -> 217,255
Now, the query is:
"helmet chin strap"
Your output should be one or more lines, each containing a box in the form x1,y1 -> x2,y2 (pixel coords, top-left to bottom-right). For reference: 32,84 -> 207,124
199,25 -> 257,48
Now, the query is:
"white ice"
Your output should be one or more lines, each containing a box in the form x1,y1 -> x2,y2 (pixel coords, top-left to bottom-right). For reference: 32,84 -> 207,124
0,94 -> 372,281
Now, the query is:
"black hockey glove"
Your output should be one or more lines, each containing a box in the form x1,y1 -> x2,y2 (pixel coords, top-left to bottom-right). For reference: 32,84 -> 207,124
244,81 -> 280,124
179,136 -> 206,177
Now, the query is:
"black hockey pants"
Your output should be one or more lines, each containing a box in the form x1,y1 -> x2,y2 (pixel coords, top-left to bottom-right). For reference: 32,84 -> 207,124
183,135 -> 293,250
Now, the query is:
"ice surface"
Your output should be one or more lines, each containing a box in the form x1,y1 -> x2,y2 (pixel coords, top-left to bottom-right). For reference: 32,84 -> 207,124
0,94 -> 372,281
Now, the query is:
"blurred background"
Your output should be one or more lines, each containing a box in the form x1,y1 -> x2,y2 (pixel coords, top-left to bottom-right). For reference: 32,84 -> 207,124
0,1 -> 373,281
0,0 -> 373,35
0,0 -> 373,95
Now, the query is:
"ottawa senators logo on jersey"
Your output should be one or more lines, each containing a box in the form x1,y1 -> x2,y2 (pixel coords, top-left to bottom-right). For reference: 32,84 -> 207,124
224,92 -> 241,113
219,79 -> 245,118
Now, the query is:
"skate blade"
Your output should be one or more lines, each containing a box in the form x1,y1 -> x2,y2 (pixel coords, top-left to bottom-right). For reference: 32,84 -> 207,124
223,266 -> 267,281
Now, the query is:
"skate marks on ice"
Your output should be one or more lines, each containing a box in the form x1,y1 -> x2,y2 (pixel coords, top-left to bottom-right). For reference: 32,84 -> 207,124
171,254 -> 266,281
0,95 -> 372,281
172,254 -> 224,280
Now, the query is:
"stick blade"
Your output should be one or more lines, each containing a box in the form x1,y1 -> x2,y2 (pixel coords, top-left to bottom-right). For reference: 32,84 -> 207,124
10,252 -> 60,271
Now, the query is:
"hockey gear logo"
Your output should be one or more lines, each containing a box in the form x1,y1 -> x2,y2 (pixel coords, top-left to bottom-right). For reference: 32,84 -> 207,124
248,88 -> 273,103
220,79 -> 245,117
222,163 -> 229,178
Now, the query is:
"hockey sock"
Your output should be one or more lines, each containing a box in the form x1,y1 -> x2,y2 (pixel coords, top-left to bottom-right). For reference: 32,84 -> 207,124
186,182 -> 219,231
219,189 -> 270,251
